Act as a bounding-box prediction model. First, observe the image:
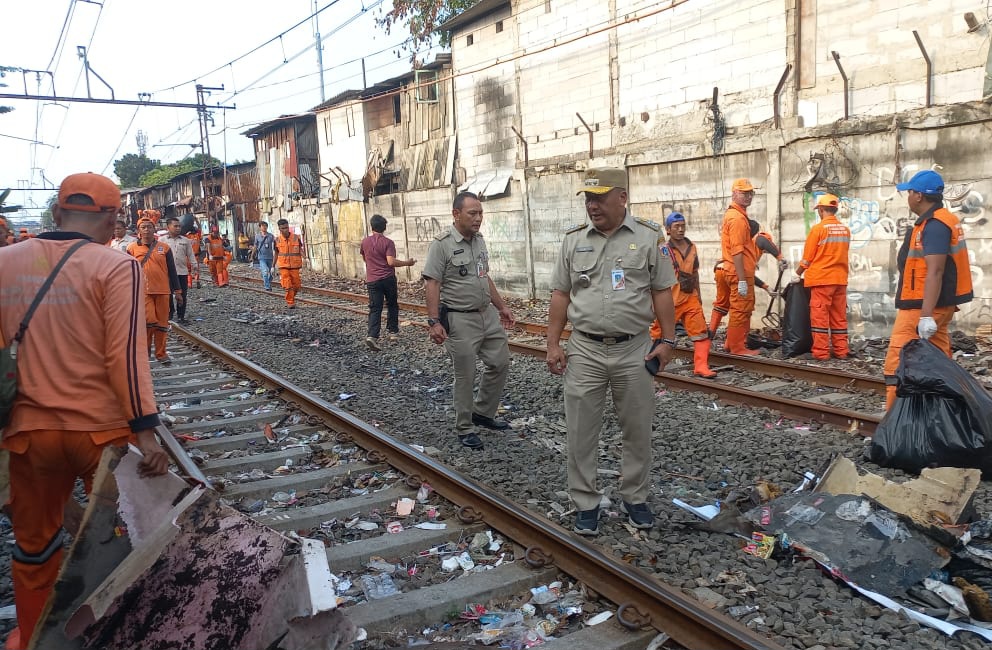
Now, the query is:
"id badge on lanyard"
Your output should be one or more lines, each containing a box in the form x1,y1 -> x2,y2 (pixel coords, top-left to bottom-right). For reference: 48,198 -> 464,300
611,258 -> 625,290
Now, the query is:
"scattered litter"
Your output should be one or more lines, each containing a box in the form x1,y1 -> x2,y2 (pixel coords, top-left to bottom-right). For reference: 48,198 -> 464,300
395,498 -> 415,516
585,610 -> 613,625
727,604 -> 759,618
414,522 -> 446,530
360,574 -> 398,600
416,482 -> 433,502
338,393 -> 355,401
386,521 -> 403,534
672,498 -> 720,521
742,532 -> 775,559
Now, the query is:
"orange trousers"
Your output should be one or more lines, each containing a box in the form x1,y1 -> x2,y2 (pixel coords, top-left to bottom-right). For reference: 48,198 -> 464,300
280,268 -> 301,306
809,284 -> 849,360
145,294 -> 171,360
712,268 -> 730,317
651,295 -> 709,341
727,275 -> 755,328
208,259 -> 228,287
883,305 -> 956,409
6,430 -> 127,647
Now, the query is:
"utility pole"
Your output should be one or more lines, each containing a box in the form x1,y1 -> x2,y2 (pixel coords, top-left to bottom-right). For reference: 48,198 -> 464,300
196,84 -> 224,226
315,0 -> 326,102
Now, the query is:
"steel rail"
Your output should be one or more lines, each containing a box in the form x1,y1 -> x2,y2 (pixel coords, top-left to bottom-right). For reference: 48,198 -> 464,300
507,341 -> 880,435
170,324 -> 785,650
226,273 -> 886,390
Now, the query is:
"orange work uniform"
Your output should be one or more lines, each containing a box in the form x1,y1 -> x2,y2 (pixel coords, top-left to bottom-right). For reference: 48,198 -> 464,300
651,238 -> 716,378
884,206 -> 973,409
798,214 -> 851,360
127,239 -> 181,360
0,234 -> 161,647
719,203 -> 758,328
275,232 -> 303,306
204,234 -> 229,287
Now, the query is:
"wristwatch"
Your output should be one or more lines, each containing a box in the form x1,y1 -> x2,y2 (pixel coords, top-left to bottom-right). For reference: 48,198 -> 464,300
661,338 -> 677,347
427,318 -> 439,327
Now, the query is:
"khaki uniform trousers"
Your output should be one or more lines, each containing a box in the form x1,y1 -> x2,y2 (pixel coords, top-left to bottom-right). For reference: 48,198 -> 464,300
443,306 -> 509,431
564,331 -> 655,511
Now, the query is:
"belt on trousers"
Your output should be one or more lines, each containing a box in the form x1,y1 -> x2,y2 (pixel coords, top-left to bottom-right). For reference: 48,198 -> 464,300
444,306 -> 483,313
576,330 -> 634,344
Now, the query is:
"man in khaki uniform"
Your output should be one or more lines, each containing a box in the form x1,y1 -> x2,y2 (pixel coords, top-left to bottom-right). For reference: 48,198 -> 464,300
546,168 -> 677,535
423,191 -> 516,450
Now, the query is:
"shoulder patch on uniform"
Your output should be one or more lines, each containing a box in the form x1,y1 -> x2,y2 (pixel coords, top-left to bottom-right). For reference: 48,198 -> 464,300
434,230 -> 451,241
564,223 -> 588,234
635,217 -> 661,231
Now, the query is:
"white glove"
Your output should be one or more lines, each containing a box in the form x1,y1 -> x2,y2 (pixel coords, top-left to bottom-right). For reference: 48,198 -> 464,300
737,280 -> 748,297
917,316 -> 938,340
790,274 -> 802,284
778,258 -> 789,271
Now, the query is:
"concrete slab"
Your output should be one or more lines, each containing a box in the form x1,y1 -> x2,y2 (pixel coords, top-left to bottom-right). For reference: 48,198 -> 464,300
154,376 -> 243,393
257,484 -> 413,531
345,561 -> 558,632
326,523 -> 483,573
746,380 -> 793,392
158,386 -> 266,402
185,425 -> 323,452
171,409 -> 287,434
220,463 -> 381,501
202,442 -> 338,475
155,370 -> 234,385
163,396 -> 273,418
540,624 -> 659,650
805,392 -> 852,405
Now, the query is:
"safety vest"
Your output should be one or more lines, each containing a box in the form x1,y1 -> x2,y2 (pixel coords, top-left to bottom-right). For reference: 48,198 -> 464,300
276,233 -> 303,270
188,232 -> 202,255
895,207 -> 973,309
667,238 -> 699,305
800,215 -> 850,287
206,234 -> 226,260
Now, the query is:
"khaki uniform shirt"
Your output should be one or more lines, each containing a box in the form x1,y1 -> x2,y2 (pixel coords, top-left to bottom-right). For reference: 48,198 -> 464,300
422,226 -> 492,311
551,212 -> 676,336
161,234 -> 197,276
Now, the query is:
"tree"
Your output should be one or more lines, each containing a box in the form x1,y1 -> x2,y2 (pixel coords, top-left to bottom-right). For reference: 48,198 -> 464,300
0,66 -> 18,115
113,153 -> 161,187
40,194 -> 56,232
376,0 -> 478,51
137,154 -> 223,188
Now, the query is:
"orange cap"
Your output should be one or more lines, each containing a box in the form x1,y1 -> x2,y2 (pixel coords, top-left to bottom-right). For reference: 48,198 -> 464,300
19,228 -> 27,233
731,178 -> 755,192
815,193 -> 839,208
137,217 -> 156,228
57,172 -> 120,213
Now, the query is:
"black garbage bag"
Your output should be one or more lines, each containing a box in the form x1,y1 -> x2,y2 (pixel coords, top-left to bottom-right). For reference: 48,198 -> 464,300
870,339 -> 992,474
781,279 -> 812,357
179,213 -> 198,235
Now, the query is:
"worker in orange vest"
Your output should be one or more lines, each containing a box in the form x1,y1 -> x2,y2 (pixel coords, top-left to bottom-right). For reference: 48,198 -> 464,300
650,212 -> 716,377
883,170 -> 973,409
274,218 -> 303,308
794,194 -> 851,360
127,217 -> 183,364
204,224 -> 229,287
716,179 -> 760,355
0,217 -> 9,246
710,221 -> 787,337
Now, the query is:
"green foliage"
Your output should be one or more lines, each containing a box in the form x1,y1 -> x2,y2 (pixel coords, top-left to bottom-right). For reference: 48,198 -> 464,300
114,153 -> 161,187
40,194 -> 56,231
0,107 -> 12,115
0,188 -> 20,214
376,0 -> 478,51
137,153 -> 222,188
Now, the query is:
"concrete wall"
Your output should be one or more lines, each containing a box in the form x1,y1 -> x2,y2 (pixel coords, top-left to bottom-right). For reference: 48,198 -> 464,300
316,104 -> 369,182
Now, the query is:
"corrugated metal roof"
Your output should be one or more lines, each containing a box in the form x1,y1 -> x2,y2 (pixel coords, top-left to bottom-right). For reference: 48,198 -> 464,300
310,54 -> 453,112
437,0 -> 509,33
241,113 -> 316,138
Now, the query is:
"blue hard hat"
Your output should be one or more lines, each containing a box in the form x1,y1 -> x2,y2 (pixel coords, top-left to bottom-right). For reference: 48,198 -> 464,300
896,169 -> 944,194
665,212 -> 686,229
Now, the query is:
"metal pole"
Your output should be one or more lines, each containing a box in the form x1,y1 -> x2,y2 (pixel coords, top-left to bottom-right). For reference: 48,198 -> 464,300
362,58 -> 367,89
575,112 -> 594,159
912,30 -> 932,107
315,0 -> 326,102
773,64 -> 792,129
831,51 -> 849,120
510,126 -> 529,169
0,93 -> 229,110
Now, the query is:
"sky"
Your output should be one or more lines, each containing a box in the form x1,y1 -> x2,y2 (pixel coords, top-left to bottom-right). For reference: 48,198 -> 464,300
1,0 -> 433,222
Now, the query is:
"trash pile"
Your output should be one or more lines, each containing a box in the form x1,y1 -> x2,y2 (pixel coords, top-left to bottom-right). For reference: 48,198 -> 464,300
677,455 -> 992,641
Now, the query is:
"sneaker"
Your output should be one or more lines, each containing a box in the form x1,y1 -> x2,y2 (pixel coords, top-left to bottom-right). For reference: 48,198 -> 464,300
366,337 -> 381,351
387,333 -> 399,343
458,432 -> 484,449
573,507 -> 600,536
621,501 -> 654,529
158,355 -> 173,366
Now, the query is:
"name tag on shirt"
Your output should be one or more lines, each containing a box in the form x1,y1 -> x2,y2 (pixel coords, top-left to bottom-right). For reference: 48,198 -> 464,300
611,269 -> 625,290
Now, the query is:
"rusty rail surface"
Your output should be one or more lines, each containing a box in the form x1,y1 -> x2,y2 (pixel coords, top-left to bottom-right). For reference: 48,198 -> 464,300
171,324 -> 785,650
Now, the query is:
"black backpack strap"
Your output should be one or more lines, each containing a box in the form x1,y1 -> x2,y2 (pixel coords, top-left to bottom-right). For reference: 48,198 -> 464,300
13,239 -> 90,344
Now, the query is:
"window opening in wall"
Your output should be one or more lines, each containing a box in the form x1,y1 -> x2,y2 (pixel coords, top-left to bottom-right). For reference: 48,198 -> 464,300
496,20 -> 503,33
466,34 -> 474,46
323,117 -> 332,145
415,70 -> 439,103
392,94 -> 402,124
346,106 -> 356,137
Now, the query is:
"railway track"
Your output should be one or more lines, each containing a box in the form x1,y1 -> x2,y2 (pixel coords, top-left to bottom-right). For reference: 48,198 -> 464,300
227,272 -> 884,434
157,326 -> 786,650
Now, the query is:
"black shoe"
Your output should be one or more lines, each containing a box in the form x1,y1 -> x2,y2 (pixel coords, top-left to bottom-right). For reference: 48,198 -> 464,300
458,432 -> 484,449
573,507 -> 600,536
472,413 -> 510,430
621,501 -> 654,529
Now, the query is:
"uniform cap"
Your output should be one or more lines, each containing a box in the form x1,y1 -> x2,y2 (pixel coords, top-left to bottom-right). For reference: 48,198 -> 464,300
731,178 -> 755,192
896,169 -> 944,195
57,172 -> 121,213
137,217 -> 156,228
577,167 -> 628,195
815,193 -> 839,208
19,228 -> 28,233
664,212 -> 686,229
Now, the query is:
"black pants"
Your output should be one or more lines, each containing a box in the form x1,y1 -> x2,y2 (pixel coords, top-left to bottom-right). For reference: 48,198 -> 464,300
170,276 -> 189,321
367,275 -> 399,338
